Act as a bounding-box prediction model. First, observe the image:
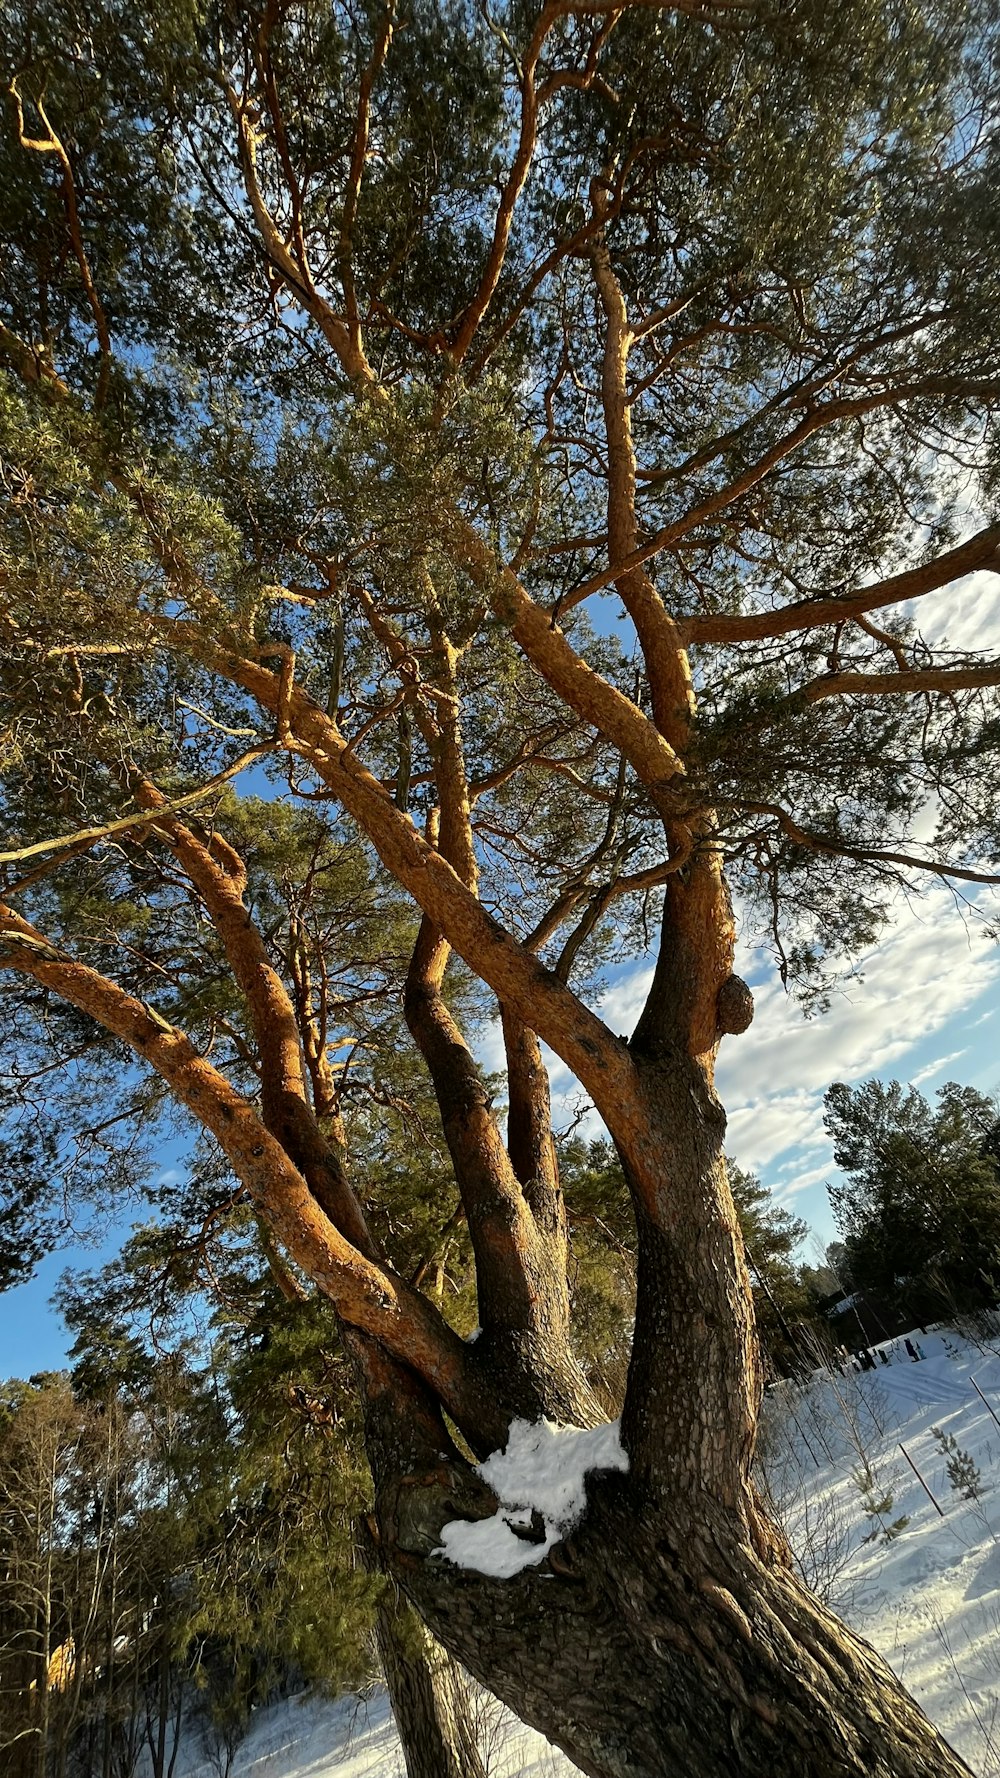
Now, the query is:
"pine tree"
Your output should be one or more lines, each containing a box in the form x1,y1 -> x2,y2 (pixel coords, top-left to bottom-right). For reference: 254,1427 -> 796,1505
4,3 -> 1000,1772
826,1079 -> 1000,1317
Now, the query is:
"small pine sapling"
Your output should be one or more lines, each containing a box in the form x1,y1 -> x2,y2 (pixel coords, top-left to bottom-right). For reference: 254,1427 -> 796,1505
932,1426 -> 983,1501
851,1463 -> 909,1542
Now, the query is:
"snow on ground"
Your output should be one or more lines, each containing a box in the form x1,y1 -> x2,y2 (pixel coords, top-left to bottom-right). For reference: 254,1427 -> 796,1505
764,1327 -> 1000,1777
163,1328 -> 1000,1778
159,1686 -> 575,1778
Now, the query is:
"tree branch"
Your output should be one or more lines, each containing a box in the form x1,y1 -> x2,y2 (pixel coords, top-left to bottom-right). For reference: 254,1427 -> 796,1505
0,743 -> 277,871
588,189 -> 694,751
8,80 -> 112,408
678,526 -> 1000,647
132,780 -> 378,1259
338,3 -> 396,367
154,618 -> 642,1131
0,902 -> 495,1438
739,801 -> 1000,885
794,661 -> 1000,705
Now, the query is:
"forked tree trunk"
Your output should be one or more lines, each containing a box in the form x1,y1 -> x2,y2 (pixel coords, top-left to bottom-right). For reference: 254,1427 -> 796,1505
362,1067 -> 975,1778
384,1474 -> 972,1778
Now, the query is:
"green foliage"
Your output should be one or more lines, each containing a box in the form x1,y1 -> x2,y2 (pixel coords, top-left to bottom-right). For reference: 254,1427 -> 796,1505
1,0 -> 999,1001
932,1425 -> 984,1501
553,1142 -> 827,1386
851,1460 -> 908,1543
0,1279 -> 384,1764
826,1079 -> 1000,1317
726,1161 -> 835,1372
555,1138 -> 636,1401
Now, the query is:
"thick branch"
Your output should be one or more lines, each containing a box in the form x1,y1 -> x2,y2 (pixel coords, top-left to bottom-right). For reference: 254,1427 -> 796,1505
795,661 -> 1000,704
0,902 -> 497,1438
678,526 -> 1000,647
404,918 -> 559,1347
400,702 -> 563,1351
462,540 -> 684,798
221,77 -> 373,384
500,1007 -> 565,1250
157,621 -> 644,1146
450,4 -> 562,362
135,783 -> 377,1258
589,202 -> 694,751
339,3 -> 396,364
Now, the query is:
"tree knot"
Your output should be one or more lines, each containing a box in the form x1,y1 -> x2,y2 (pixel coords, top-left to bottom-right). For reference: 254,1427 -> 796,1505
716,975 -> 754,1036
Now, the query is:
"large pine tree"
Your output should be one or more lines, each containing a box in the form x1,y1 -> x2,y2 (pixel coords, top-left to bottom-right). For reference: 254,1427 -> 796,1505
3,3 -> 1000,1772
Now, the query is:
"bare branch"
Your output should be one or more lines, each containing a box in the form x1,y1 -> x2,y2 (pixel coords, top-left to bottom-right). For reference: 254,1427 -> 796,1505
0,742 -> 277,871
740,800 -> 1000,885
559,382 -> 1000,616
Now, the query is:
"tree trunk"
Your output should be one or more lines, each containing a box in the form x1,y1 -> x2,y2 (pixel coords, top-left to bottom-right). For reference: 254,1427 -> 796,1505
381,1471 -> 971,1778
375,1583 -> 488,1778
360,1515 -> 488,1778
361,1061 -> 975,1778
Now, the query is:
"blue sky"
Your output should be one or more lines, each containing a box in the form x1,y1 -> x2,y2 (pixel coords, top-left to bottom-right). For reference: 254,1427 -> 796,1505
6,882 -> 996,1378
590,884 -> 1000,1245
3,566 -> 998,1378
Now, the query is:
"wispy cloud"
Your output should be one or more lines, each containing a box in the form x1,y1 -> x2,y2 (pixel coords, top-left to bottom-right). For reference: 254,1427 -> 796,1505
910,1049 -> 969,1088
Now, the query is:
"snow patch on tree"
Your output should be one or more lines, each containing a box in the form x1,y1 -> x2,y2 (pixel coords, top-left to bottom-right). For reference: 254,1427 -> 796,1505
435,1417 -> 628,1579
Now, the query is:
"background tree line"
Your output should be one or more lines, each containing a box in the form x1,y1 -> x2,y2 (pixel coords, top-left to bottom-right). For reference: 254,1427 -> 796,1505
826,1077 -> 1000,1330
0,1320 -> 375,1778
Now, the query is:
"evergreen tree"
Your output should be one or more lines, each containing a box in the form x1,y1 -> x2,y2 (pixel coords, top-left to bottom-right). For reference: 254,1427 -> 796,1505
60,1206 -> 488,1778
826,1078 -> 1000,1317
726,1163 -> 822,1373
3,3 -> 1000,1772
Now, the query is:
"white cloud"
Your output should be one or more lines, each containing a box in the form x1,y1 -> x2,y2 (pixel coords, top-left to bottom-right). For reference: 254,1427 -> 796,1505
480,866 -> 998,1236
536,883 -> 998,1199
914,565 -> 1000,654
773,1163 -> 834,1198
910,1049 -> 969,1088
725,1091 -> 827,1171
594,966 -> 654,1032
714,886 -> 999,1203
719,890 -> 998,1106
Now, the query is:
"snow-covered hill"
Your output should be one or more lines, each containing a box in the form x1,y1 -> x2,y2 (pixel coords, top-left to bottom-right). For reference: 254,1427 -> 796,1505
166,1328 -> 1000,1778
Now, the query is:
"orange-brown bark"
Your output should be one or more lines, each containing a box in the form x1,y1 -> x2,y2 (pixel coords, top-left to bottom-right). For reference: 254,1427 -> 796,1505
403,918 -> 565,1353
501,1010 -> 561,1220
132,782 -> 377,1258
0,900 -> 503,1445
797,662 -> 1000,703
589,204 -> 694,752
160,620 -> 643,1132
678,524 -> 1000,647
464,548 -> 685,800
